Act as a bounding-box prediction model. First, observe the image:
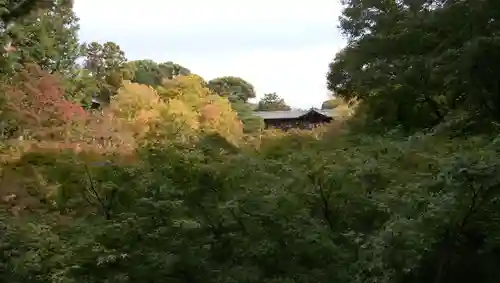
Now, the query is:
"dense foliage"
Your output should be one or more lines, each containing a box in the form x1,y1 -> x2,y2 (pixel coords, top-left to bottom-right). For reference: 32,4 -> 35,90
256,92 -> 291,111
1,1 -> 500,283
327,0 -> 500,133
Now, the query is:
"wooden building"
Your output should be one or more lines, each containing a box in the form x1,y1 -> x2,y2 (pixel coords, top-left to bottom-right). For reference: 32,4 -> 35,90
253,108 -> 334,130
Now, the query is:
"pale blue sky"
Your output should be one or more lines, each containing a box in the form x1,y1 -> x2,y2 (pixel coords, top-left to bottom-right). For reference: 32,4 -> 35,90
74,1 -> 345,108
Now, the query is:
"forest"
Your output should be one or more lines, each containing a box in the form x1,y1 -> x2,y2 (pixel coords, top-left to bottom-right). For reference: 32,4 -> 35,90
1,0 -> 500,282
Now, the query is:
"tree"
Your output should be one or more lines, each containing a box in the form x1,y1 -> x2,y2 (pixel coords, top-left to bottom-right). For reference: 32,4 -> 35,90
256,92 -> 291,111
206,76 -> 262,132
83,41 -> 127,77
0,0 -> 54,25
81,41 -> 132,103
158,61 -> 190,80
128,60 -> 191,87
230,99 -> 264,133
207,76 -> 256,102
128,59 -> 161,86
199,94 -> 243,145
2,63 -> 87,140
4,0 -> 81,74
326,0 -> 500,132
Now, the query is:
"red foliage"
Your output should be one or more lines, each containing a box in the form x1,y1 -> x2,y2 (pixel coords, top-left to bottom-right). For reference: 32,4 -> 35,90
0,65 -> 137,167
5,64 -> 88,132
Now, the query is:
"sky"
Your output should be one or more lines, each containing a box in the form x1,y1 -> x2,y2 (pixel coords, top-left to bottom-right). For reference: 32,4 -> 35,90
74,1 -> 346,109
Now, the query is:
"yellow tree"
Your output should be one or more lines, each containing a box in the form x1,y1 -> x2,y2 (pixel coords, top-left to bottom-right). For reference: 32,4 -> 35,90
199,95 -> 243,145
157,74 -> 208,107
110,81 -> 163,140
159,75 -> 243,144
110,75 -> 243,147
148,99 -> 200,144
110,81 -> 161,120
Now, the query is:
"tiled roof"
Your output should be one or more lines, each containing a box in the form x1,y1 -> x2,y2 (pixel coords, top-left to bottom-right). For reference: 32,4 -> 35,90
253,108 -> 334,120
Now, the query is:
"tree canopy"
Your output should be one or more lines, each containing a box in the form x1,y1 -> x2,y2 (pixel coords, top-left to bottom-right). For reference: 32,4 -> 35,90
207,76 -> 256,102
0,0 -> 54,25
206,76 -> 262,132
1,1 -> 500,283
128,60 -> 192,87
256,92 -> 291,111
326,0 -> 500,132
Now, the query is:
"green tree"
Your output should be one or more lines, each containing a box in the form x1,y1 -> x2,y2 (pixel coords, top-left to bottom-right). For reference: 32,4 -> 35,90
81,41 -> 131,103
83,41 -> 127,76
0,0 -> 54,25
231,99 -> 264,133
207,76 -> 256,102
4,0 -> 81,74
128,59 -> 191,87
158,61 -> 190,80
327,0 -> 500,132
256,92 -> 291,111
128,59 -> 161,86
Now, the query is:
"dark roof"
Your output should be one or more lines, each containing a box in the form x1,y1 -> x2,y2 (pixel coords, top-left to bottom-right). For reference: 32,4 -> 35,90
253,108 -> 334,120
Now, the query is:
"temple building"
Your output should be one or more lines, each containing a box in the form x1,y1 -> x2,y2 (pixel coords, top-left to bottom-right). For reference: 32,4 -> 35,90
253,108 -> 334,130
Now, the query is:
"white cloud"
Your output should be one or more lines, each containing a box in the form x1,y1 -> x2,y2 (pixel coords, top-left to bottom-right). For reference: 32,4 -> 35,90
74,0 -> 346,108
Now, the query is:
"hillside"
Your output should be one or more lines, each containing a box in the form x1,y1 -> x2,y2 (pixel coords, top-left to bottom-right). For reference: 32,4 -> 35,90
1,1 -> 500,283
